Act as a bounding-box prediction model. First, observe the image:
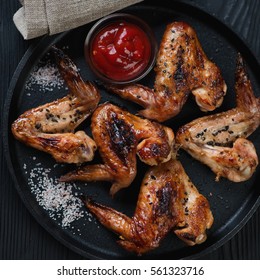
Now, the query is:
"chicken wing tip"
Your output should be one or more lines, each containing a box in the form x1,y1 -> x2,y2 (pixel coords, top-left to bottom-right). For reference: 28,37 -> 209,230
80,195 -> 90,204
50,45 -> 68,63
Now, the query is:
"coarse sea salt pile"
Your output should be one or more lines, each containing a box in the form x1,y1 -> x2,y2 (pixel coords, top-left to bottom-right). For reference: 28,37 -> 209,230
25,47 -> 71,93
25,63 -> 65,92
27,164 -> 86,228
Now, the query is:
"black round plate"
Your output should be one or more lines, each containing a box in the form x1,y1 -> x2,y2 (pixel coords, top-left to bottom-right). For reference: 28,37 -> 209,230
3,1 -> 260,259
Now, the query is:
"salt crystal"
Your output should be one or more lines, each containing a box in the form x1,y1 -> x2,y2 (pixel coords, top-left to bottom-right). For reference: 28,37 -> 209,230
25,59 -> 65,92
28,166 -> 84,228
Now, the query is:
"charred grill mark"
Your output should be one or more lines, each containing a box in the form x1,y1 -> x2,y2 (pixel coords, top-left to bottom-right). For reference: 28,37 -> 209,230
184,33 -> 191,46
150,143 -> 161,157
174,46 -> 187,93
196,47 -> 204,69
163,85 -> 172,97
158,142 -> 171,158
138,140 -> 170,161
153,182 -> 174,217
177,125 -> 189,136
107,112 -> 136,165
158,127 -> 166,138
211,79 -> 220,89
179,232 -> 196,242
38,137 -> 60,147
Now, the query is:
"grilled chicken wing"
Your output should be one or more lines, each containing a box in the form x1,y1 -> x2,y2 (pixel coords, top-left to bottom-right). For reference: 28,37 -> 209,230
12,47 -> 100,163
176,54 -> 260,181
84,158 -> 213,254
104,22 -> 227,122
60,103 -> 175,196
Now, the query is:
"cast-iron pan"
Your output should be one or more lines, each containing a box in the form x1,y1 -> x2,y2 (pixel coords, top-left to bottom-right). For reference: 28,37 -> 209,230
3,1 -> 260,259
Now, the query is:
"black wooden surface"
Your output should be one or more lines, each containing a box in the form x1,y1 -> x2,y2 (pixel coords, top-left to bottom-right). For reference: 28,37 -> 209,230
0,0 -> 259,259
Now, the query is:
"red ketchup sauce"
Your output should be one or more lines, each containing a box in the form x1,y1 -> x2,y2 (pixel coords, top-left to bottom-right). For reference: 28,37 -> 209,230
90,21 -> 152,82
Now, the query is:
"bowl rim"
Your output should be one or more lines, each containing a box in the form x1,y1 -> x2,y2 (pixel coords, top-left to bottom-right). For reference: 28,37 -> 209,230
84,13 -> 158,84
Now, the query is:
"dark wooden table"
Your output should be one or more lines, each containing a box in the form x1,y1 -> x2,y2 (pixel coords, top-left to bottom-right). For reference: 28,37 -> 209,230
1,0 -> 259,259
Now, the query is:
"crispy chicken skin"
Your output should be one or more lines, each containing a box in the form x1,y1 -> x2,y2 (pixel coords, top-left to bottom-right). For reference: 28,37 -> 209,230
11,47 -> 100,164
176,54 -> 260,181
84,159 -> 213,254
60,103 -> 175,196
104,22 -> 227,122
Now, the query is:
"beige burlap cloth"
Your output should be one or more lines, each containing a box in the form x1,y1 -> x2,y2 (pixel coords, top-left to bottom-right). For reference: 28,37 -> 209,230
13,0 -> 143,40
